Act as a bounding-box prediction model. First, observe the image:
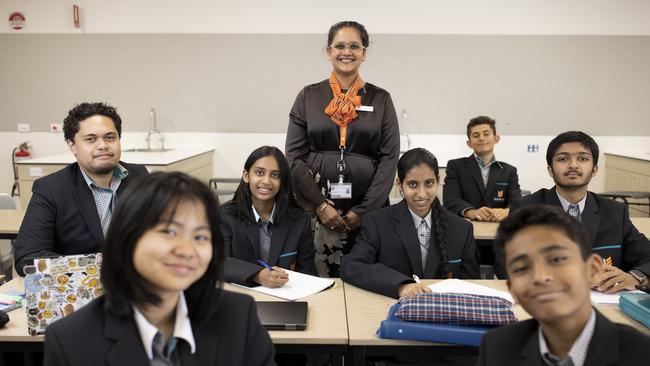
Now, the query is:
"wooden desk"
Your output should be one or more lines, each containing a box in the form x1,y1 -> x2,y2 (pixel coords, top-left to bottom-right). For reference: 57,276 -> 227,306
0,278 -> 348,365
473,217 -> 650,240
226,280 -> 347,365
344,279 -> 649,364
0,210 -> 24,240
224,280 -> 348,346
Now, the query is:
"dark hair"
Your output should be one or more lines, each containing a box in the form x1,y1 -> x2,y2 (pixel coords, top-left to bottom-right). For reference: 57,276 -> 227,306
466,116 -> 497,138
494,205 -> 591,266
397,148 -> 450,277
546,131 -> 599,166
327,21 -> 369,48
101,172 -> 223,324
222,146 -> 300,224
63,102 -> 122,142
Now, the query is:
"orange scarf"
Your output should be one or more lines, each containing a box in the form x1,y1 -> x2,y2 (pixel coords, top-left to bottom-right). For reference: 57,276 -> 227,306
324,73 -> 363,146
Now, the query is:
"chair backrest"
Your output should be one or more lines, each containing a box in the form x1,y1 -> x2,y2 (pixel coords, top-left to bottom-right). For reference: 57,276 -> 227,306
0,193 -> 17,210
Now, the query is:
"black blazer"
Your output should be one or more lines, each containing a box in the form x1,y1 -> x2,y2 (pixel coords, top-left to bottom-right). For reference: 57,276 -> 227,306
443,155 -> 521,216
341,200 -> 479,298
220,206 -> 317,285
44,291 -> 276,366
477,309 -> 650,365
510,187 -> 650,275
13,162 -> 148,276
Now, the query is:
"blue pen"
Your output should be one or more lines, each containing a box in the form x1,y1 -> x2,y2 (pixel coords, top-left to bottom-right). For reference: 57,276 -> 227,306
257,259 -> 273,271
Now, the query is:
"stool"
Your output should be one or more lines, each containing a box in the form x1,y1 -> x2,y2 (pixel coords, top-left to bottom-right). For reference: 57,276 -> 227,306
600,191 -> 650,217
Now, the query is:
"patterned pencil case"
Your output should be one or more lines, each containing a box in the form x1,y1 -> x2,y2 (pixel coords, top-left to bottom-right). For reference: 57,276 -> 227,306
395,292 -> 517,326
23,253 -> 103,335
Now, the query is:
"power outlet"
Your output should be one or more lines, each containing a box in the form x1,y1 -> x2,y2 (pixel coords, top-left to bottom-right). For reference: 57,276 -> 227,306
527,144 -> 539,153
17,123 -> 30,132
50,123 -> 63,133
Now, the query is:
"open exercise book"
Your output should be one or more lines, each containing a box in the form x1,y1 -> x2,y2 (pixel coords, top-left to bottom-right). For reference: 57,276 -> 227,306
427,279 -> 514,303
232,270 -> 334,301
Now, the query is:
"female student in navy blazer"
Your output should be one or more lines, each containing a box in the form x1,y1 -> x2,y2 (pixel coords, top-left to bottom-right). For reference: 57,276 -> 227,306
341,148 -> 480,299
220,146 -> 317,287
44,172 -> 275,366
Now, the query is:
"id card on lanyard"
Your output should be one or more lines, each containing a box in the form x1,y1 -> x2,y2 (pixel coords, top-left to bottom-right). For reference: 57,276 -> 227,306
331,145 -> 352,199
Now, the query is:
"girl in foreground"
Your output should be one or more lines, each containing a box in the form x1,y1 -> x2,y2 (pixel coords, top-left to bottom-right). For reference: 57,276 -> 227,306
44,172 -> 275,365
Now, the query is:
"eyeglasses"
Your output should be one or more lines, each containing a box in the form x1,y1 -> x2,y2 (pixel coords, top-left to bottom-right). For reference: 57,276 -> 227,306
329,42 -> 365,53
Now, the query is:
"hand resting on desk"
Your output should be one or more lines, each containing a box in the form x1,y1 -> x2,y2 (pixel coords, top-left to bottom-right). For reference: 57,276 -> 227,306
591,265 -> 637,293
398,283 -> 432,299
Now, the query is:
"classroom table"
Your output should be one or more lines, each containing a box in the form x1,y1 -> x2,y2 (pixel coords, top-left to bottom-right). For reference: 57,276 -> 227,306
473,217 -> 650,240
225,280 -> 348,365
0,210 -> 24,240
0,278 -> 348,366
344,279 -> 650,365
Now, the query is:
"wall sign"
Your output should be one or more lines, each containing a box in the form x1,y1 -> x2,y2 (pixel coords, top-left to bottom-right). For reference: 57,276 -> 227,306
8,11 -> 25,30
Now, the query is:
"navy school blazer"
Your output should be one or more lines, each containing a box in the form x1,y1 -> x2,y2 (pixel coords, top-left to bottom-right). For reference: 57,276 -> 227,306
341,199 -> 480,298
477,309 -> 650,365
44,291 -> 276,366
443,155 -> 521,216
510,187 -> 650,275
220,206 -> 317,285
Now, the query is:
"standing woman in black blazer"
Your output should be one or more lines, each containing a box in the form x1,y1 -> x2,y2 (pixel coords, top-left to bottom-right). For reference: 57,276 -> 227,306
44,172 -> 275,366
221,146 -> 316,287
342,148 -> 479,299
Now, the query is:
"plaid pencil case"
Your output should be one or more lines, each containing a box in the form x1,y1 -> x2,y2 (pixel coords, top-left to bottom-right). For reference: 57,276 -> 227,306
395,292 -> 517,326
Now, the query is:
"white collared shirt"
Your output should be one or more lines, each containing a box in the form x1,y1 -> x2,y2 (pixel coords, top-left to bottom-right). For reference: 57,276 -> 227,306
538,309 -> 596,366
133,292 -> 196,360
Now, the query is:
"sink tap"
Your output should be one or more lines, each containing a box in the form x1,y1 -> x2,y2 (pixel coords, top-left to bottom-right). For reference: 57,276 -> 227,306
145,107 -> 165,150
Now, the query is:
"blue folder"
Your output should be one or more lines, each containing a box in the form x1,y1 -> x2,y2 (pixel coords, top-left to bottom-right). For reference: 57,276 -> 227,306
376,302 -> 496,346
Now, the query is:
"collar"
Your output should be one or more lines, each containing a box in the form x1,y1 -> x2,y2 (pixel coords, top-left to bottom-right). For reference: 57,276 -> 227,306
473,153 -> 501,169
252,203 -> 275,224
407,206 -> 432,229
538,309 -> 596,366
80,163 -> 128,189
133,292 -> 196,360
555,189 -> 587,214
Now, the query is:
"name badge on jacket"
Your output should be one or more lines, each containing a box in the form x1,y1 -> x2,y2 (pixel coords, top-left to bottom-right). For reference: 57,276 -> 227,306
330,182 -> 352,199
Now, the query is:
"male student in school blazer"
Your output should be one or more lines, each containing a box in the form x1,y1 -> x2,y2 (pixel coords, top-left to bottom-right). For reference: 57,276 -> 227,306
478,205 -> 650,365
510,131 -> 650,289
220,207 -> 317,286
44,292 -> 276,366
13,103 -> 148,276
444,116 -> 521,222
341,199 -> 479,299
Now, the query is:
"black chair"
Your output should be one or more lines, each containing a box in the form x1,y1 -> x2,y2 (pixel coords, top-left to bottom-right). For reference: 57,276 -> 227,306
600,191 -> 650,217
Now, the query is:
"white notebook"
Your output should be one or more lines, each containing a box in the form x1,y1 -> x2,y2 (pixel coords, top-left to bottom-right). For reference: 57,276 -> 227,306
233,270 -> 334,301
427,279 -> 515,303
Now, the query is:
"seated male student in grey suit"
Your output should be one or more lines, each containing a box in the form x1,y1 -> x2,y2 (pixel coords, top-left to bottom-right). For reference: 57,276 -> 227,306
44,172 -> 275,366
510,131 -> 650,292
341,148 -> 479,299
444,116 -> 521,222
220,146 -> 316,287
13,103 -> 148,276
478,205 -> 650,366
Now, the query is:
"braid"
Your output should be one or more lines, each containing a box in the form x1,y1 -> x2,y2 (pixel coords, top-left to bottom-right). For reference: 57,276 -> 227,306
432,198 -> 450,277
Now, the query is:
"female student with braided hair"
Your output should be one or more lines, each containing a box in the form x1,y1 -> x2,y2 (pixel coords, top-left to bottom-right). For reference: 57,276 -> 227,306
341,148 -> 479,298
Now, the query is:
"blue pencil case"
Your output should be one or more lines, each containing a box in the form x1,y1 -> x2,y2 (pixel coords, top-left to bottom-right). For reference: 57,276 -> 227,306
376,302 -> 496,346
619,293 -> 650,329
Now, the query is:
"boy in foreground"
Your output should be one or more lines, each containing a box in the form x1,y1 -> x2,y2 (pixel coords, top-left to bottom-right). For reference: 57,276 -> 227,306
477,205 -> 650,365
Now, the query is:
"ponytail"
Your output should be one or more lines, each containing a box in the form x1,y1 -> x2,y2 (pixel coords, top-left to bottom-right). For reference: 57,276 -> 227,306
432,197 -> 450,277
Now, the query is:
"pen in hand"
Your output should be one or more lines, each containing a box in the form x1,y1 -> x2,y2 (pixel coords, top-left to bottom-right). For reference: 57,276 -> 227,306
256,259 -> 289,288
